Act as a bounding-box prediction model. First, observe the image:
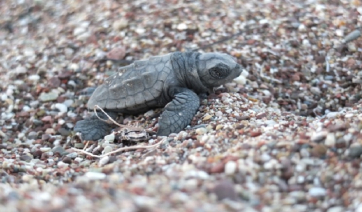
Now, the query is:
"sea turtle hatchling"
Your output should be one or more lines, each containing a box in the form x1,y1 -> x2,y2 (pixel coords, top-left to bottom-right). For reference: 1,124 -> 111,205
74,51 -> 242,141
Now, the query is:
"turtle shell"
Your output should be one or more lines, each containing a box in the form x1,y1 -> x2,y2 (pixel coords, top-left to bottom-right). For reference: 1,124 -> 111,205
87,53 -> 173,113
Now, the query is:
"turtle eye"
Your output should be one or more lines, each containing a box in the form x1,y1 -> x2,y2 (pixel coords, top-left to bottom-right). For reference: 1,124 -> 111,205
209,63 -> 230,79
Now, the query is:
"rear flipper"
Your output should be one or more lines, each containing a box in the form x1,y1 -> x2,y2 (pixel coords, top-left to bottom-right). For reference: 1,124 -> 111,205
74,111 -> 117,141
157,87 -> 200,136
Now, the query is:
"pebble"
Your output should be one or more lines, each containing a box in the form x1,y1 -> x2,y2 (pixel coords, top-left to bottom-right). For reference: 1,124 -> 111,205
52,146 -> 66,155
27,131 -> 38,139
54,103 -> 68,113
39,92 -> 59,102
327,206 -> 344,212
84,172 -> 106,180
63,99 -> 74,107
107,46 -> 126,60
104,133 -> 115,142
177,23 -> 187,31
233,75 -> 246,85
203,114 -> 212,121
211,180 -> 238,201
99,156 -> 110,166
215,111 -> 223,117
195,127 -> 207,135
311,131 -> 327,143
28,75 -> 40,81
224,161 -> 237,175
112,18 -> 128,30
308,187 -> 326,197
311,144 -> 327,157
348,143 -> 362,158
73,27 -> 86,36
102,146 -> 113,154
324,133 -> 336,147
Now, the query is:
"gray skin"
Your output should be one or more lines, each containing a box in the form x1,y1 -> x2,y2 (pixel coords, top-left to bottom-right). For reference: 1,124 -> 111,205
74,51 -> 242,140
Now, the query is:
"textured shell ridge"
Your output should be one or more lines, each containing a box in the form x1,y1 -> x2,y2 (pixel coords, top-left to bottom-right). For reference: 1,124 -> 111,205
88,53 -> 173,111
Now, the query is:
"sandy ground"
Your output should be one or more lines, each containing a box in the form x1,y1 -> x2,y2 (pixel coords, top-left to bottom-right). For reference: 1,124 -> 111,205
1,0 -> 362,211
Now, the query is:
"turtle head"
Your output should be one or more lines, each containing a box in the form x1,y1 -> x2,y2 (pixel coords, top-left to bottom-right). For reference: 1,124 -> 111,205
197,52 -> 242,89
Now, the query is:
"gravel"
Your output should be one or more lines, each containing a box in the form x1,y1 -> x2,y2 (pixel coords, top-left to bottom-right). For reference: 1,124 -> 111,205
1,0 -> 362,211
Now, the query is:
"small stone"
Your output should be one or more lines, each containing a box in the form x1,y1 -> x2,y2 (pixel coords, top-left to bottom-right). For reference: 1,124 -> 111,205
54,103 -> 68,113
250,130 -> 262,137
57,161 -> 69,168
73,27 -> 86,36
256,112 -> 267,119
210,163 -> 224,173
311,131 -> 327,143
215,111 -> 223,117
45,128 -> 55,134
112,18 -> 128,30
203,114 -> 212,121
23,48 -> 35,57
349,143 -> 362,158
62,156 -> 72,164
211,180 -> 238,201
107,46 -> 126,60
28,75 -> 40,81
20,155 -> 32,162
99,156 -> 110,166
325,133 -> 336,147
308,187 -> 326,197
102,146 -> 113,154
327,206 -> 344,212
27,131 -> 38,139
224,161 -> 237,175
41,116 -> 52,122
52,146 -> 66,155
135,28 -> 146,34
74,143 -> 84,149
63,99 -> 74,107
58,128 -> 70,136
233,75 -> 246,85
39,92 -> 59,102
195,127 -> 207,135
215,124 -> 224,130
177,23 -> 187,30
104,133 -> 115,142
64,48 -> 74,57
84,172 -> 106,180
311,144 -> 327,157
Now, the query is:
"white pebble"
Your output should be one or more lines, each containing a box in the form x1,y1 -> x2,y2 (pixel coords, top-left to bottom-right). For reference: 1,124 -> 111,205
195,127 -> 207,135
84,172 -> 106,180
135,28 -> 146,34
308,187 -> 326,197
326,111 -> 339,118
224,161 -> 237,175
327,206 -> 344,212
233,75 -> 246,85
215,111 -> 223,117
28,75 -> 40,81
54,103 -> 68,113
325,133 -> 336,147
356,203 -> 362,212
102,145 -> 113,154
311,131 -> 327,142
177,23 -> 187,30
104,133 -> 115,142
99,156 -> 110,167
73,27 -> 86,36
57,161 -> 69,168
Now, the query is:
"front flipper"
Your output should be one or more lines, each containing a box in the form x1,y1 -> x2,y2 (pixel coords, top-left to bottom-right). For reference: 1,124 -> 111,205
157,87 -> 200,136
74,111 -> 117,141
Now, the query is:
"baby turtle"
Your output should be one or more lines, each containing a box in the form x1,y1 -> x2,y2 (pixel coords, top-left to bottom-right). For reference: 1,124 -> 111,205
74,51 -> 242,140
